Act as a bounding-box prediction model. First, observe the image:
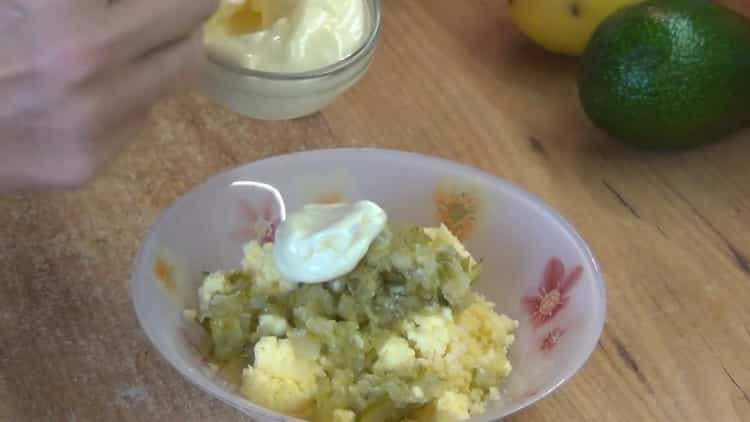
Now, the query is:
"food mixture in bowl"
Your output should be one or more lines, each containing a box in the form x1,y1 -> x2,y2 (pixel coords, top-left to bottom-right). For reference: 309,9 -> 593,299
184,201 -> 517,421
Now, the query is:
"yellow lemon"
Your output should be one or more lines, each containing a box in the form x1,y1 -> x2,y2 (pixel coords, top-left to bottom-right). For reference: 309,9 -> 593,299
509,0 -> 644,56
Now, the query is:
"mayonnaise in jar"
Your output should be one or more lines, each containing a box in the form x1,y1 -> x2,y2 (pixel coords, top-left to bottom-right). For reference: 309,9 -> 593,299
204,0 -> 369,73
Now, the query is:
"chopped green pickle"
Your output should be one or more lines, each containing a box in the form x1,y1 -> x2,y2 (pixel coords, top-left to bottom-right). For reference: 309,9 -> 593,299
187,224 -> 518,421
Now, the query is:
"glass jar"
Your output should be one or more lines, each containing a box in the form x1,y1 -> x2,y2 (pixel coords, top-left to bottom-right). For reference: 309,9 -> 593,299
200,0 -> 382,121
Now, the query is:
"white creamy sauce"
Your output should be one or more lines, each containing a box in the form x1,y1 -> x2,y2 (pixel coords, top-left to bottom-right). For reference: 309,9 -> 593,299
273,200 -> 387,283
205,0 -> 368,73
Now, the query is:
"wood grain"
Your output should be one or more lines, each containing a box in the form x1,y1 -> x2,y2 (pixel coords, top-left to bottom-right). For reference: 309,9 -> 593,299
1,1 -> 749,421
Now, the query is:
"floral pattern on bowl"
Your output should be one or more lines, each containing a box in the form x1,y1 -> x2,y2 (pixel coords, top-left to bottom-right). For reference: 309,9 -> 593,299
519,257 -> 584,360
233,197 -> 281,244
432,181 -> 484,241
522,258 -> 583,329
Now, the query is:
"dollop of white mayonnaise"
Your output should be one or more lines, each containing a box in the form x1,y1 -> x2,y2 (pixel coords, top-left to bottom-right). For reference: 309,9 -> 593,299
205,0 -> 368,73
273,200 -> 387,283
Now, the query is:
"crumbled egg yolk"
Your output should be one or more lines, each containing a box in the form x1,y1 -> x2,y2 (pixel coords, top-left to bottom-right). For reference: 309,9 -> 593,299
409,391 -> 472,422
197,271 -> 229,318
191,224 -> 518,421
373,337 -> 417,374
403,308 -> 454,361
332,409 -> 357,422
423,223 -> 475,263
257,314 -> 288,337
240,336 -> 321,418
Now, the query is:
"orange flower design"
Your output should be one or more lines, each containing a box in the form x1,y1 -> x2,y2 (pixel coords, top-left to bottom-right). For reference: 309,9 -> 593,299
313,192 -> 343,204
152,256 -> 175,292
433,184 -> 482,241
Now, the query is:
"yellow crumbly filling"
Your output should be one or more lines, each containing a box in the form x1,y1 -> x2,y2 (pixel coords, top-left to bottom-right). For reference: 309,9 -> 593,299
189,224 -> 517,421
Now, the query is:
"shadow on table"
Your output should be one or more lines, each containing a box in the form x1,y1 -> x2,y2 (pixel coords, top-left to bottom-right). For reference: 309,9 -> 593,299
572,125 -> 750,224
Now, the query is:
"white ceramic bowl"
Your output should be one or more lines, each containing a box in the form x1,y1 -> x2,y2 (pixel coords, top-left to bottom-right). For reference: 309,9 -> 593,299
131,148 -> 606,421
200,0 -> 381,121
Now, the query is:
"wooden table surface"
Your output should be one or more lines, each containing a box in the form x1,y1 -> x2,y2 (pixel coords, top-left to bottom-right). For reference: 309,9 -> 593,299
2,1 -> 749,421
